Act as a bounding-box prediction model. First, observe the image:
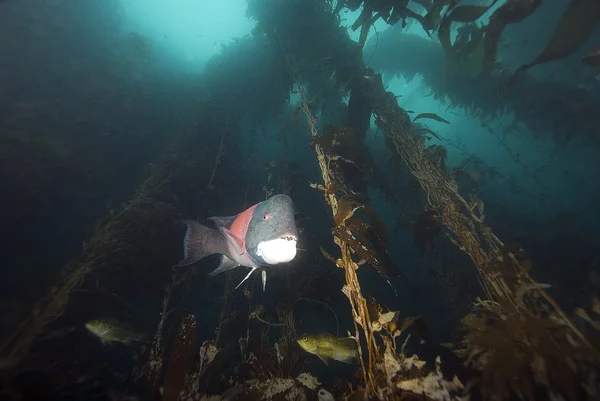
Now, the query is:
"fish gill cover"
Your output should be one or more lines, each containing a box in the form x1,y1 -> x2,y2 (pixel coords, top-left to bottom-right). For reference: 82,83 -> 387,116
0,0 -> 599,400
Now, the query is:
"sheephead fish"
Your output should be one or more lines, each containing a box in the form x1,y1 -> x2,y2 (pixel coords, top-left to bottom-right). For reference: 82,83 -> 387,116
297,332 -> 359,366
177,194 -> 299,290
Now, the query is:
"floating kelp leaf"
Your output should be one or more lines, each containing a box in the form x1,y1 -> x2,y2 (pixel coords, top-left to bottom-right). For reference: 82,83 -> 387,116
508,0 -> 600,87
325,181 -> 349,196
362,204 -> 403,279
516,283 -> 552,307
332,223 -> 392,288
329,155 -> 362,171
388,4 -> 423,26
323,124 -> 351,143
417,127 -> 442,141
379,311 -> 398,326
310,134 -> 339,156
439,1 -> 498,54
396,356 -> 465,400
320,247 -> 337,265
350,7 -> 381,48
443,3 -> 495,22
198,340 -> 218,375
413,0 -> 433,10
582,46 -> 600,68
422,5 -> 443,32
483,0 -> 542,74
351,7 -> 371,31
333,196 -> 364,226
163,314 -> 197,401
367,296 -> 383,322
414,112 -> 450,124
359,12 -> 388,47
405,9 -> 427,30
372,311 -> 399,332
359,21 -> 371,48
398,316 -> 429,343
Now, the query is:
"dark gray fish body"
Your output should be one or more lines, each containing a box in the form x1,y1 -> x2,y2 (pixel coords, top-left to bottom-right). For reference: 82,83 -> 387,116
178,194 -> 299,290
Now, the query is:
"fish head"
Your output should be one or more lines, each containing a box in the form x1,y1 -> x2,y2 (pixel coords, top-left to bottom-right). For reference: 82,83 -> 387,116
247,194 -> 298,265
297,334 -> 320,353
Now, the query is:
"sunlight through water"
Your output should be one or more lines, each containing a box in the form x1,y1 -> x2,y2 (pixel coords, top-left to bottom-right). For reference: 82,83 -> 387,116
118,0 -> 256,72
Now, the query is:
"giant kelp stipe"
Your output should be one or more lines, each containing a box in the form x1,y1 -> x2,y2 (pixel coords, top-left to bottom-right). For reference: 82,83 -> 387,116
0,0 -> 599,400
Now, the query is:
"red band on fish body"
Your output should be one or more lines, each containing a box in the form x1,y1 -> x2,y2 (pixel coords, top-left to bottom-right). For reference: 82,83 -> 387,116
229,203 -> 259,251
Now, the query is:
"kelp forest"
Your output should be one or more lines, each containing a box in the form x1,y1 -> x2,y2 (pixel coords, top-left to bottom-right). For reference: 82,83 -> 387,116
0,0 -> 599,400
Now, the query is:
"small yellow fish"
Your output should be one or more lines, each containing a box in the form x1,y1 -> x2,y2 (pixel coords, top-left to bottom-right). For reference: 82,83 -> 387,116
297,332 -> 359,366
85,319 -> 144,346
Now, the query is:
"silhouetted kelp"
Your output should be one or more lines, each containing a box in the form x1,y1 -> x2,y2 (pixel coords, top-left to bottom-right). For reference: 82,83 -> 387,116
367,31 -> 600,146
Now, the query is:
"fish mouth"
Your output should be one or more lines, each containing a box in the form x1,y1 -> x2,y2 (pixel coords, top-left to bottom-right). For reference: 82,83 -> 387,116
280,234 -> 297,241
256,235 -> 298,264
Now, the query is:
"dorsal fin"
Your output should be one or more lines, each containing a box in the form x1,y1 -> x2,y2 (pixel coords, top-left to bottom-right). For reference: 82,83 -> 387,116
208,215 -> 238,229
337,337 -> 358,349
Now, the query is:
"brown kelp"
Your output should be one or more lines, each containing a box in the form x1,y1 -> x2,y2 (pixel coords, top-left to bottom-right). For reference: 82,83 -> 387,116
361,72 -> 600,399
297,76 -> 465,399
509,0 -> 600,85
439,1 -> 499,55
507,0 -> 600,87
367,31 -> 600,145
482,0 -> 543,74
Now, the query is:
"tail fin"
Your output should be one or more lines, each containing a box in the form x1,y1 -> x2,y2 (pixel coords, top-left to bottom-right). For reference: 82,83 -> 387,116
177,220 -> 225,267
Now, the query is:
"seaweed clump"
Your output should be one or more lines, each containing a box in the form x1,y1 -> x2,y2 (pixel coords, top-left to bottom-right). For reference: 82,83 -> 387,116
144,311 -> 335,401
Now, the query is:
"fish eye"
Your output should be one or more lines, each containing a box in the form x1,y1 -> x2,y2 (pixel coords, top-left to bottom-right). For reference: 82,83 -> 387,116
302,336 -> 308,341
263,213 -> 270,220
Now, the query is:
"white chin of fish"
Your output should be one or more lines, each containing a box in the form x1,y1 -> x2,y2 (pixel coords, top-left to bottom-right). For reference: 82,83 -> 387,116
257,237 -> 297,264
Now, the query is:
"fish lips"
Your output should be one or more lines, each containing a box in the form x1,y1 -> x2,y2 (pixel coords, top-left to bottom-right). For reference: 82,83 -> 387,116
256,234 -> 298,264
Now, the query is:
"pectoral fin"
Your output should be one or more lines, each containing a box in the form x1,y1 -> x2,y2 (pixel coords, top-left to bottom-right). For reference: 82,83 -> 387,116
316,345 -> 334,358
261,270 -> 267,292
316,354 -> 330,366
219,226 -> 245,257
235,267 -> 257,290
209,255 -> 240,276
208,215 -> 237,229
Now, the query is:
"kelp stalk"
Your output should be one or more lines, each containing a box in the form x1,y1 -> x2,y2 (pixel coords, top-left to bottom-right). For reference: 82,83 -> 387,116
365,79 -> 592,347
297,80 -> 378,394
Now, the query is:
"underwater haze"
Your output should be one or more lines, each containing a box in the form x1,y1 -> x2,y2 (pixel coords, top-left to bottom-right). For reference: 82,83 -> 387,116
1,0 -> 600,400
119,0 -> 256,73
